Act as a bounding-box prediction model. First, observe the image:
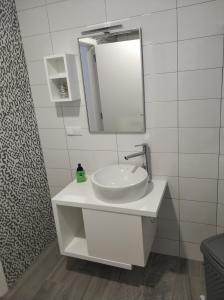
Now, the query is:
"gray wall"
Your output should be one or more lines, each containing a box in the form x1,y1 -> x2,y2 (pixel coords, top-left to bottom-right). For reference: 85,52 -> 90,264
0,0 -> 56,287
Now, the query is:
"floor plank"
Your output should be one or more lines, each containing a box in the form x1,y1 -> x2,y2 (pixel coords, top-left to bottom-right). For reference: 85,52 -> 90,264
1,241 -> 206,300
1,240 -> 61,300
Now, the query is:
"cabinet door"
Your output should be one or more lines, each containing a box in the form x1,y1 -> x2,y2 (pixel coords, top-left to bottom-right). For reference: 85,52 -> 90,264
83,209 -> 145,266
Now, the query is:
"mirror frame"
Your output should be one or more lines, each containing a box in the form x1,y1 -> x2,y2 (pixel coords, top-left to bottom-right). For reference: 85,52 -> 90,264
77,27 -> 146,134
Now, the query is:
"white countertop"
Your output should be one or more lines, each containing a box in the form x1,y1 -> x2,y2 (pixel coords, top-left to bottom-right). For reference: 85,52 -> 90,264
52,178 -> 167,218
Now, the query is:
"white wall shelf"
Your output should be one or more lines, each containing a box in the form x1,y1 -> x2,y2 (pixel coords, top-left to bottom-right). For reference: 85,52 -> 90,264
44,54 -> 80,102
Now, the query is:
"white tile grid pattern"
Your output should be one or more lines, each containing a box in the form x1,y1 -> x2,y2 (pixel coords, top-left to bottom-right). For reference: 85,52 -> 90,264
16,0 -> 224,261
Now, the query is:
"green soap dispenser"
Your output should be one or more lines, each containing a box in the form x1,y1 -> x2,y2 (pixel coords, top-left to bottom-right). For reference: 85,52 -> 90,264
75,163 -> 87,183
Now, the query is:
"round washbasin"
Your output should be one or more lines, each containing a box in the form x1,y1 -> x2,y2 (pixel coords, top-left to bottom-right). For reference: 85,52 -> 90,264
91,164 -> 148,203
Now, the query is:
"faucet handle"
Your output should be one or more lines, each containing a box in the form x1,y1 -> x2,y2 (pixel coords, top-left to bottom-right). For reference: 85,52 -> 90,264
135,143 -> 148,148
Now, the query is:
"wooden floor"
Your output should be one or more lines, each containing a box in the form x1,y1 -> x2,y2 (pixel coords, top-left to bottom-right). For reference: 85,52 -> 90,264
1,240 -> 206,300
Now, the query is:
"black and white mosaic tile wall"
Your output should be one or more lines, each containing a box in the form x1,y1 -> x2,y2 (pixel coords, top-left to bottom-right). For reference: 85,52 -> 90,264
0,0 -> 56,287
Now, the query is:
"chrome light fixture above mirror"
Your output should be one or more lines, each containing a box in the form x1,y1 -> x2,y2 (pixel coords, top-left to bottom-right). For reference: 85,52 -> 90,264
78,27 -> 145,133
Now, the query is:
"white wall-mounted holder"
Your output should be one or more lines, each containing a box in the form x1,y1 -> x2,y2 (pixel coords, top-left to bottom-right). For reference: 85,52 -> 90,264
44,54 -> 80,102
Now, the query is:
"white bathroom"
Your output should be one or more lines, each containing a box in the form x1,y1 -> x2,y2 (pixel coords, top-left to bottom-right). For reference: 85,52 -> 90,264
0,0 -> 224,299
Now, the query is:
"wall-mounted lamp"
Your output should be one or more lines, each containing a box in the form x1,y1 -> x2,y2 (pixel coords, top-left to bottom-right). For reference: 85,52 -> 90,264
81,24 -> 122,35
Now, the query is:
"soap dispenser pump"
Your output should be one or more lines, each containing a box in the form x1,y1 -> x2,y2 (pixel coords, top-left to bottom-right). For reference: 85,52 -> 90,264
76,163 -> 87,183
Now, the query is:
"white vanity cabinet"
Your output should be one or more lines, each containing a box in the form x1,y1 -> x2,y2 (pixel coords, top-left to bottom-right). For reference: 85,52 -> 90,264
52,179 -> 167,269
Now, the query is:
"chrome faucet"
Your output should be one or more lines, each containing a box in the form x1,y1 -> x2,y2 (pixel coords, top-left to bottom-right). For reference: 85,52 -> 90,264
124,143 -> 152,182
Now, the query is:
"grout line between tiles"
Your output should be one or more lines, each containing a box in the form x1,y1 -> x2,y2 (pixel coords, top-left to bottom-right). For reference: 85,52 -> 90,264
21,29 -> 224,46
18,4 -> 223,46
38,126 -> 221,130
178,32 -> 223,43
26,56 -> 223,75
216,34 -> 224,233
179,198 -> 218,204
17,0 -> 217,13
16,0 -> 69,12
104,0 -> 108,23
177,0 -> 217,9
45,0 -> 75,179
176,0 -> 181,257
44,1 -> 54,53
41,146 -> 220,155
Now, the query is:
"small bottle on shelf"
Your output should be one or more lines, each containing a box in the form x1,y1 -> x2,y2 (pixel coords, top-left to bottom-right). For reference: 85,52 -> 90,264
75,163 -> 87,183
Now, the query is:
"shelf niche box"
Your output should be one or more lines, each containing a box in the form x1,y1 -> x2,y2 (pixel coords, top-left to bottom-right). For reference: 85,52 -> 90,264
53,205 -> 86,254
44,54 -> 80,102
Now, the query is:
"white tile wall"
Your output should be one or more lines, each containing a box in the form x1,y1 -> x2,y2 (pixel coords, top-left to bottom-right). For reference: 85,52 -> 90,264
178,69 -> 222,100
67,129 -> 117,151
177,0 -> 215,8
217,227 -> 224,234
143,42 -> 177,75
39,129 -> 67,149
18,6 -> 49,37
180,200 -> 216,225
152,238 -> 179,256
180,222 -> 216,243
219,156 -> 224,179
158,198 -> 179,221
116,129 -> 178,153
116,133 -> 149,152
179,128 -> 219,154
146,102 -> 178,128
151,153 -> 178,176
179,178 -> 217,202
43,149 -> 70,169
47,0 -> 106,31
62,105 -> 88,129
158,219 -> 179,240
148,128 -> 178,153
220,128 -> 224,154
31,85 -> 53,108
35,107 -> 64,129
155,176 -> 179,199
179,154 -> 219,179
119,10 -> 177,44
27,61 -> 47,85
179,99 -> 220,127
69,150 -> 118,171
46,168 -> 72,186
17,0 -> 224,261
15,0 -> 45,11
23,34 -> 52,62
221,101 -> 224,127
217,204 -> 224,227
180,242 -> 203,261
218,180 -> 224,204
145,73 -> 177,101
46,0 -> 64,3
106,0 -> 176,20
178,36 -> 223,71
51,26 -> 83,55
178,0 -> 224,39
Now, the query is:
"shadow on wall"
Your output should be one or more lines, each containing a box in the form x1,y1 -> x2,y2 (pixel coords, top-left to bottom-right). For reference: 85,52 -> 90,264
0,261 -> 8,297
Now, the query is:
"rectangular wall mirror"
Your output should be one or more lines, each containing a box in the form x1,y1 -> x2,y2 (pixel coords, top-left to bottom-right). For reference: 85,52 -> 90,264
78,28 -> 145,133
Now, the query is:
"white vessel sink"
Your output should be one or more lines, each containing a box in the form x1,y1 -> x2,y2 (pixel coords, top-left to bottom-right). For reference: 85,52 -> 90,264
91,164 -> 148,203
